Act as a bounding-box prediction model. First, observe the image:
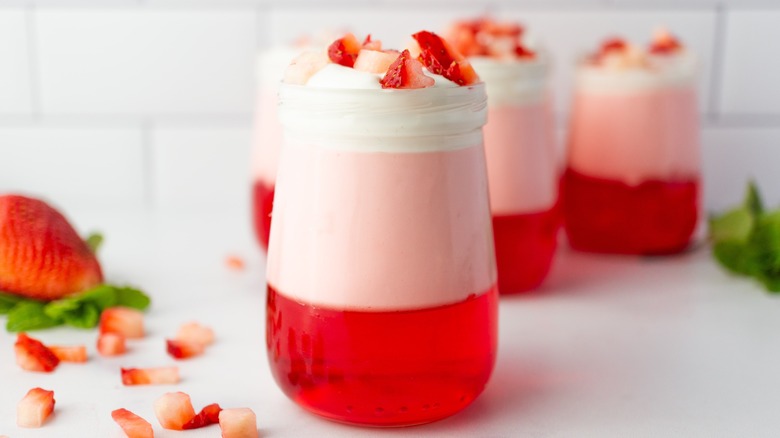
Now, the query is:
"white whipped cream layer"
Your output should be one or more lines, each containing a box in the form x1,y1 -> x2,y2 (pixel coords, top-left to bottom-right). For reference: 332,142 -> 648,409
306,63 -> 459,89
469,54 -> 549,106
576,51 -> 697,94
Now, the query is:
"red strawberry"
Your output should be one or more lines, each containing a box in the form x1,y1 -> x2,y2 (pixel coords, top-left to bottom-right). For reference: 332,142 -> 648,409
100,306 -> 144,338
15,333 -> 60,372
380,50 -> 435,89
49,345 -> 88,363
154,392 -> 196,430
514,43 -> 536,59
327,33 -> 363,67
183,403 -> 222,430
649,29 -> 682,55
17,388 -> 55,428
121,366 -> 180,386
111,408 -> 154,438
601,37 -> 628,55
219,408 -> 259,438
97,332 -> 127,356
166,339 -> 205,360
412,31 -> 479,86
0,195 -> 103,301
362,34 -> 382,51
176,322 -> 215,346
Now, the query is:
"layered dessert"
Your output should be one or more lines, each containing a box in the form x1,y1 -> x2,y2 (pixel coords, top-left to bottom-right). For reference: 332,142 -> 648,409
266,32 -> 497,426
562,30 -> 700,254
445,18 -> 558,293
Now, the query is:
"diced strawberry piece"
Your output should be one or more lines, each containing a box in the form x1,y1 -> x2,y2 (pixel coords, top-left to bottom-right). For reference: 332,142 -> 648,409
649,29 -> 683,55
482,19 -> 523,38
362,34 -> 382,51
380,50 -> 435,90
225,254 -> 245,271
354,49 -> 400,74
154,392 -> 196,431
49,345 -> 88,363
17,388 -> 55,428
97,332 -> 127,356
283,50 -> 330,85
183,403 -> 222,430
14,333 -> 60,373
111,408 -> 154,438
100,306 -> 144,339
121,366 -> 180,386
219,408 -> 259,438
601,37 -> 628,55
166,339 -> 205,360
514,43 -> 536,59
176,321 -> 215,345
327,33 -> 362,67
412,30 -> 479,86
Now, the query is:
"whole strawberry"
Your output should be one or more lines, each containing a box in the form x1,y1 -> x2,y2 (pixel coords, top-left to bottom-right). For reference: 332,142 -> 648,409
0,195 -> 103,301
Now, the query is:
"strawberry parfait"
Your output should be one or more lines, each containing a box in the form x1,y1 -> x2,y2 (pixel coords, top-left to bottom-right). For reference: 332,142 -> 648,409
265,32 -> 497,426
445,18 -> 558,293
562,30 -> 700,254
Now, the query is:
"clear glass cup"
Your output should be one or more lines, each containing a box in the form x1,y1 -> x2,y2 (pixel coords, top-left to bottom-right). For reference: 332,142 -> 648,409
562,56 -> 701,254
471,56 -> 559,293
265,83 -> 498,426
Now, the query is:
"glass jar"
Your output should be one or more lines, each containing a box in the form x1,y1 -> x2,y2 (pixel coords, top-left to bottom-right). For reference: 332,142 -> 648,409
471,56 -> 558,293
562,56 -> 700,254
265,83 -> 497,426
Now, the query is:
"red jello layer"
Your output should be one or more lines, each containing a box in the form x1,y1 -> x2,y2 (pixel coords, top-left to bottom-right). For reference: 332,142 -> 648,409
252,180 -> 275,251
493,207 -> 559,294
266,285 -> 498,427
561,167 -> 698,255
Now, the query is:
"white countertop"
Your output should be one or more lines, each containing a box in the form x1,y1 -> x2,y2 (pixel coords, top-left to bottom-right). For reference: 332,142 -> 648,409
2,207 -> 780,438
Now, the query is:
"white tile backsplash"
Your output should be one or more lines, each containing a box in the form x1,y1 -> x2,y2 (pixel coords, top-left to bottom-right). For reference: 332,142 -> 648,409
0,9 -> 33,115
36,9 -> 257,116
151,125 -> 252,208
719,10 -> 780,115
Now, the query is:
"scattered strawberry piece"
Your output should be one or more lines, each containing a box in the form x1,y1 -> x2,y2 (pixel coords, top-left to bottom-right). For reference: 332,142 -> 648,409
97,332 -> 127,356
601,37 -> 628,55
111,408 -> 154,438
412,30 -> 479,86
100,306 -> 144,339
0,195 -> 103,301
17,388 -> 55,428
154,392 -> 196,430
176,322 -> 215,346
225,255 -> 245,271
362,34 -> 382,51
166,339 -> 205,360
121,366 -> 180,386
219,408 -> 259,438
380,50 -> 435,89
283,51 -> 330,85
14,333 -> 60,373
354,49 -> 401,74
183,403 -> 222,430
49,345 -> 88,363
649,29 -> 683,55
514,43 -> 536,59
327,33 -> 363,67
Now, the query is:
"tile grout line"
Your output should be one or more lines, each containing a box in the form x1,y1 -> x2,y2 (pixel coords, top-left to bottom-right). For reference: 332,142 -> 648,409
707,2 -> 727,123
24,2 -> 42,119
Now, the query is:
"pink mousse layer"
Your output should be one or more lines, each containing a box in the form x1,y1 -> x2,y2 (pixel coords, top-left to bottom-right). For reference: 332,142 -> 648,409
251,89 -> 283,186
567,86 -> 700,184
266,142 -> 497,311
483,102 -> 557,215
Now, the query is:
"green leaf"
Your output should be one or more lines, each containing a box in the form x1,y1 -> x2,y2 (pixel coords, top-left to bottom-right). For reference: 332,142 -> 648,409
712,241 -> 757,276
6,301 -> 62,332
85,232 -> 103,253
709,208 -> 754,243
115,287 -> 151,311
43,297 -> 83,321
0,292 -> 24,315
79,284 -> 119,311
61,302 -> 100,329
744,180 -> 765,216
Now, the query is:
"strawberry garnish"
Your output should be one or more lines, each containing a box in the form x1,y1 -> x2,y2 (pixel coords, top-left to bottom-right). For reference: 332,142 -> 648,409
219,408 -> 259,438
362,34 -> 382,51
17,388 -> 55,428
649,29 -> 683,55
183,403 -> 222,430
111,408 -> 154,438
514,43 -> 536,59
354,49 -> 399,74
49,345 -> 87,363
176,321 -> 215,345
154,392 -> 196,430
601,37 -> 628,55
166,339 -> 205,360
0,195 -> 103,301
380,50 -> 435,89
14,333 -> 60,372
99,306 -> 144,339
97,332 -> 127,356
327,33 -> 363,67
121,366 -> 180,386
412,31 -> 479,86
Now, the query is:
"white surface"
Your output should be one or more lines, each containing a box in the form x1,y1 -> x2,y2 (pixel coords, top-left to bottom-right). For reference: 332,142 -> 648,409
0,10 -> 33,115
1,207 -> 780,437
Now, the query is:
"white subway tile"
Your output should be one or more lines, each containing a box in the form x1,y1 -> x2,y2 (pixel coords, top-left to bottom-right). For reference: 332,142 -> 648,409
0,9 -> 33,115
500,10 -> 717,115
702,127 -> 780,212
720,10 -> 780,115
0,124 -> 145,208
36,9 -> 257,116
151,124 -> 252,208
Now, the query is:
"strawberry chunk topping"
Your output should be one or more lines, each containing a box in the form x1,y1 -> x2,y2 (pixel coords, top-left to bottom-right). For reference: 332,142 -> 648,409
183,403 -> 222,430
14,333 -> 60,373
412,31 -> 479,86
380,50 -> 435,89
362,34 -> 382,51
17,388 -> 55,428
121,366 -> 180,386
328,33 -> 363,67
111,408 -> 154,438
649,29 -> 683,55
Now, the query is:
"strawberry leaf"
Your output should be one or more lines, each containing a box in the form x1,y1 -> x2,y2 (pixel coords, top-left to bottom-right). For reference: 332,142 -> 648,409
7,301 -> 62,332
0,292 -> 24,314
115,287 -> 151,311
85,232 -> 103,253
